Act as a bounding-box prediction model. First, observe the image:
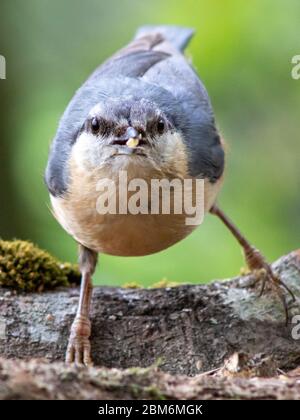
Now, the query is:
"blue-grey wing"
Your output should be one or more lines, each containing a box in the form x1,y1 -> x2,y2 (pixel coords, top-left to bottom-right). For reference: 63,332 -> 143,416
141,49 -> 224,181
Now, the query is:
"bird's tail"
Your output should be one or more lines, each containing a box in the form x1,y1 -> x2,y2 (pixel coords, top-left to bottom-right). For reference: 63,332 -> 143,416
134,25 -> 195,52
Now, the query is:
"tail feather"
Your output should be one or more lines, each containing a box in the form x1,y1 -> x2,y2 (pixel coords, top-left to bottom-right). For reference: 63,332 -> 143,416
135,25 -> 195,52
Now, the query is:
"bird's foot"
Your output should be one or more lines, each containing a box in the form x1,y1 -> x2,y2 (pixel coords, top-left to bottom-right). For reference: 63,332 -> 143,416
65,315 -> 93,367
244,246 -> 296,324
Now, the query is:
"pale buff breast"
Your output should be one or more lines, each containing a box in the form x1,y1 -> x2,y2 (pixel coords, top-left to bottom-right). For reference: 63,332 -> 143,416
50,135 -> 224,256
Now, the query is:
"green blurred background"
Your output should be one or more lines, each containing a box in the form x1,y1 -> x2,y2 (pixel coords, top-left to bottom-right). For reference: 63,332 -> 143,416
0,0 -> 299,286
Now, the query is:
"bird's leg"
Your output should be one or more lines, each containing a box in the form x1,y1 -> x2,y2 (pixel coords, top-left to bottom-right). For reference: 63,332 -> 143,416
66,245 -> 98,366
210,204 -> 295,324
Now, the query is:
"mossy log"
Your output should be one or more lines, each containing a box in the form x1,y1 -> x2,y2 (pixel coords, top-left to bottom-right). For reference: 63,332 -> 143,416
1,357 -> 300,400
0,249 -> 300,379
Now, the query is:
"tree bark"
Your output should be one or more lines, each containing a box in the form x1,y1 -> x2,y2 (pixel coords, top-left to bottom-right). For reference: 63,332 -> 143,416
1,250 -> 300,399
1,357 -> 300,400
1,250 -> 300,378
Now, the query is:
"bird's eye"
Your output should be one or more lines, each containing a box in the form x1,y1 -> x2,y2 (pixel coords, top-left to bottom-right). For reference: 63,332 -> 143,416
91,117 -> 100,133
157,119 -> 165,134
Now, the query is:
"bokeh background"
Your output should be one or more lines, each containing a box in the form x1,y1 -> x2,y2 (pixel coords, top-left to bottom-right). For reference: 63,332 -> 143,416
0,0 -> 299,286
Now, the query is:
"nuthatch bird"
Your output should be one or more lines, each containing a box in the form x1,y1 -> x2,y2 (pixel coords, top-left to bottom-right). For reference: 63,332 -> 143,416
45,25 -> 294,366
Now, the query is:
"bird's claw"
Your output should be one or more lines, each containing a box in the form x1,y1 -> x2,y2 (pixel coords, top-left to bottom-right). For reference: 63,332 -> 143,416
65,316 -> 93,367
66,336 -> 93,367
245,247 -> 296,325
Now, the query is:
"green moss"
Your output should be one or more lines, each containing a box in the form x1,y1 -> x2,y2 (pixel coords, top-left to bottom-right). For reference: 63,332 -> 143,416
0,239 -> 187,294
149,278 -> 184,288
0,240 -> 80,292
143,385 -> 166,400
130,383 -> 143,399
122,281 -> 142,289
123,278 -> 185,290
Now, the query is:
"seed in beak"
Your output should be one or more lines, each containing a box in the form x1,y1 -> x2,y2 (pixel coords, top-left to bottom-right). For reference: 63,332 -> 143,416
126,137 -> 139,148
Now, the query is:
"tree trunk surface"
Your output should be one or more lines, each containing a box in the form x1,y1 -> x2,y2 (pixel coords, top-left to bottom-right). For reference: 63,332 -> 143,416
0,250 -> 300,399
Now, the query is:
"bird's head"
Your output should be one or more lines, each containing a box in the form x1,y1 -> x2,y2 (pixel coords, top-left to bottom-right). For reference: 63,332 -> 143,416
71,97 -> 189,178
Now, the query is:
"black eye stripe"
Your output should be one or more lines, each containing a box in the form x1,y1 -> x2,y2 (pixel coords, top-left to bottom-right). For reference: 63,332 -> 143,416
89,116 -> 167,137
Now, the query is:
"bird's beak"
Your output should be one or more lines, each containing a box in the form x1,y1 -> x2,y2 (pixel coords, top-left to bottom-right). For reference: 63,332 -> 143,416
126,137 -> 140,148
110,127 -> 143,151
125,127 -> 140,148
